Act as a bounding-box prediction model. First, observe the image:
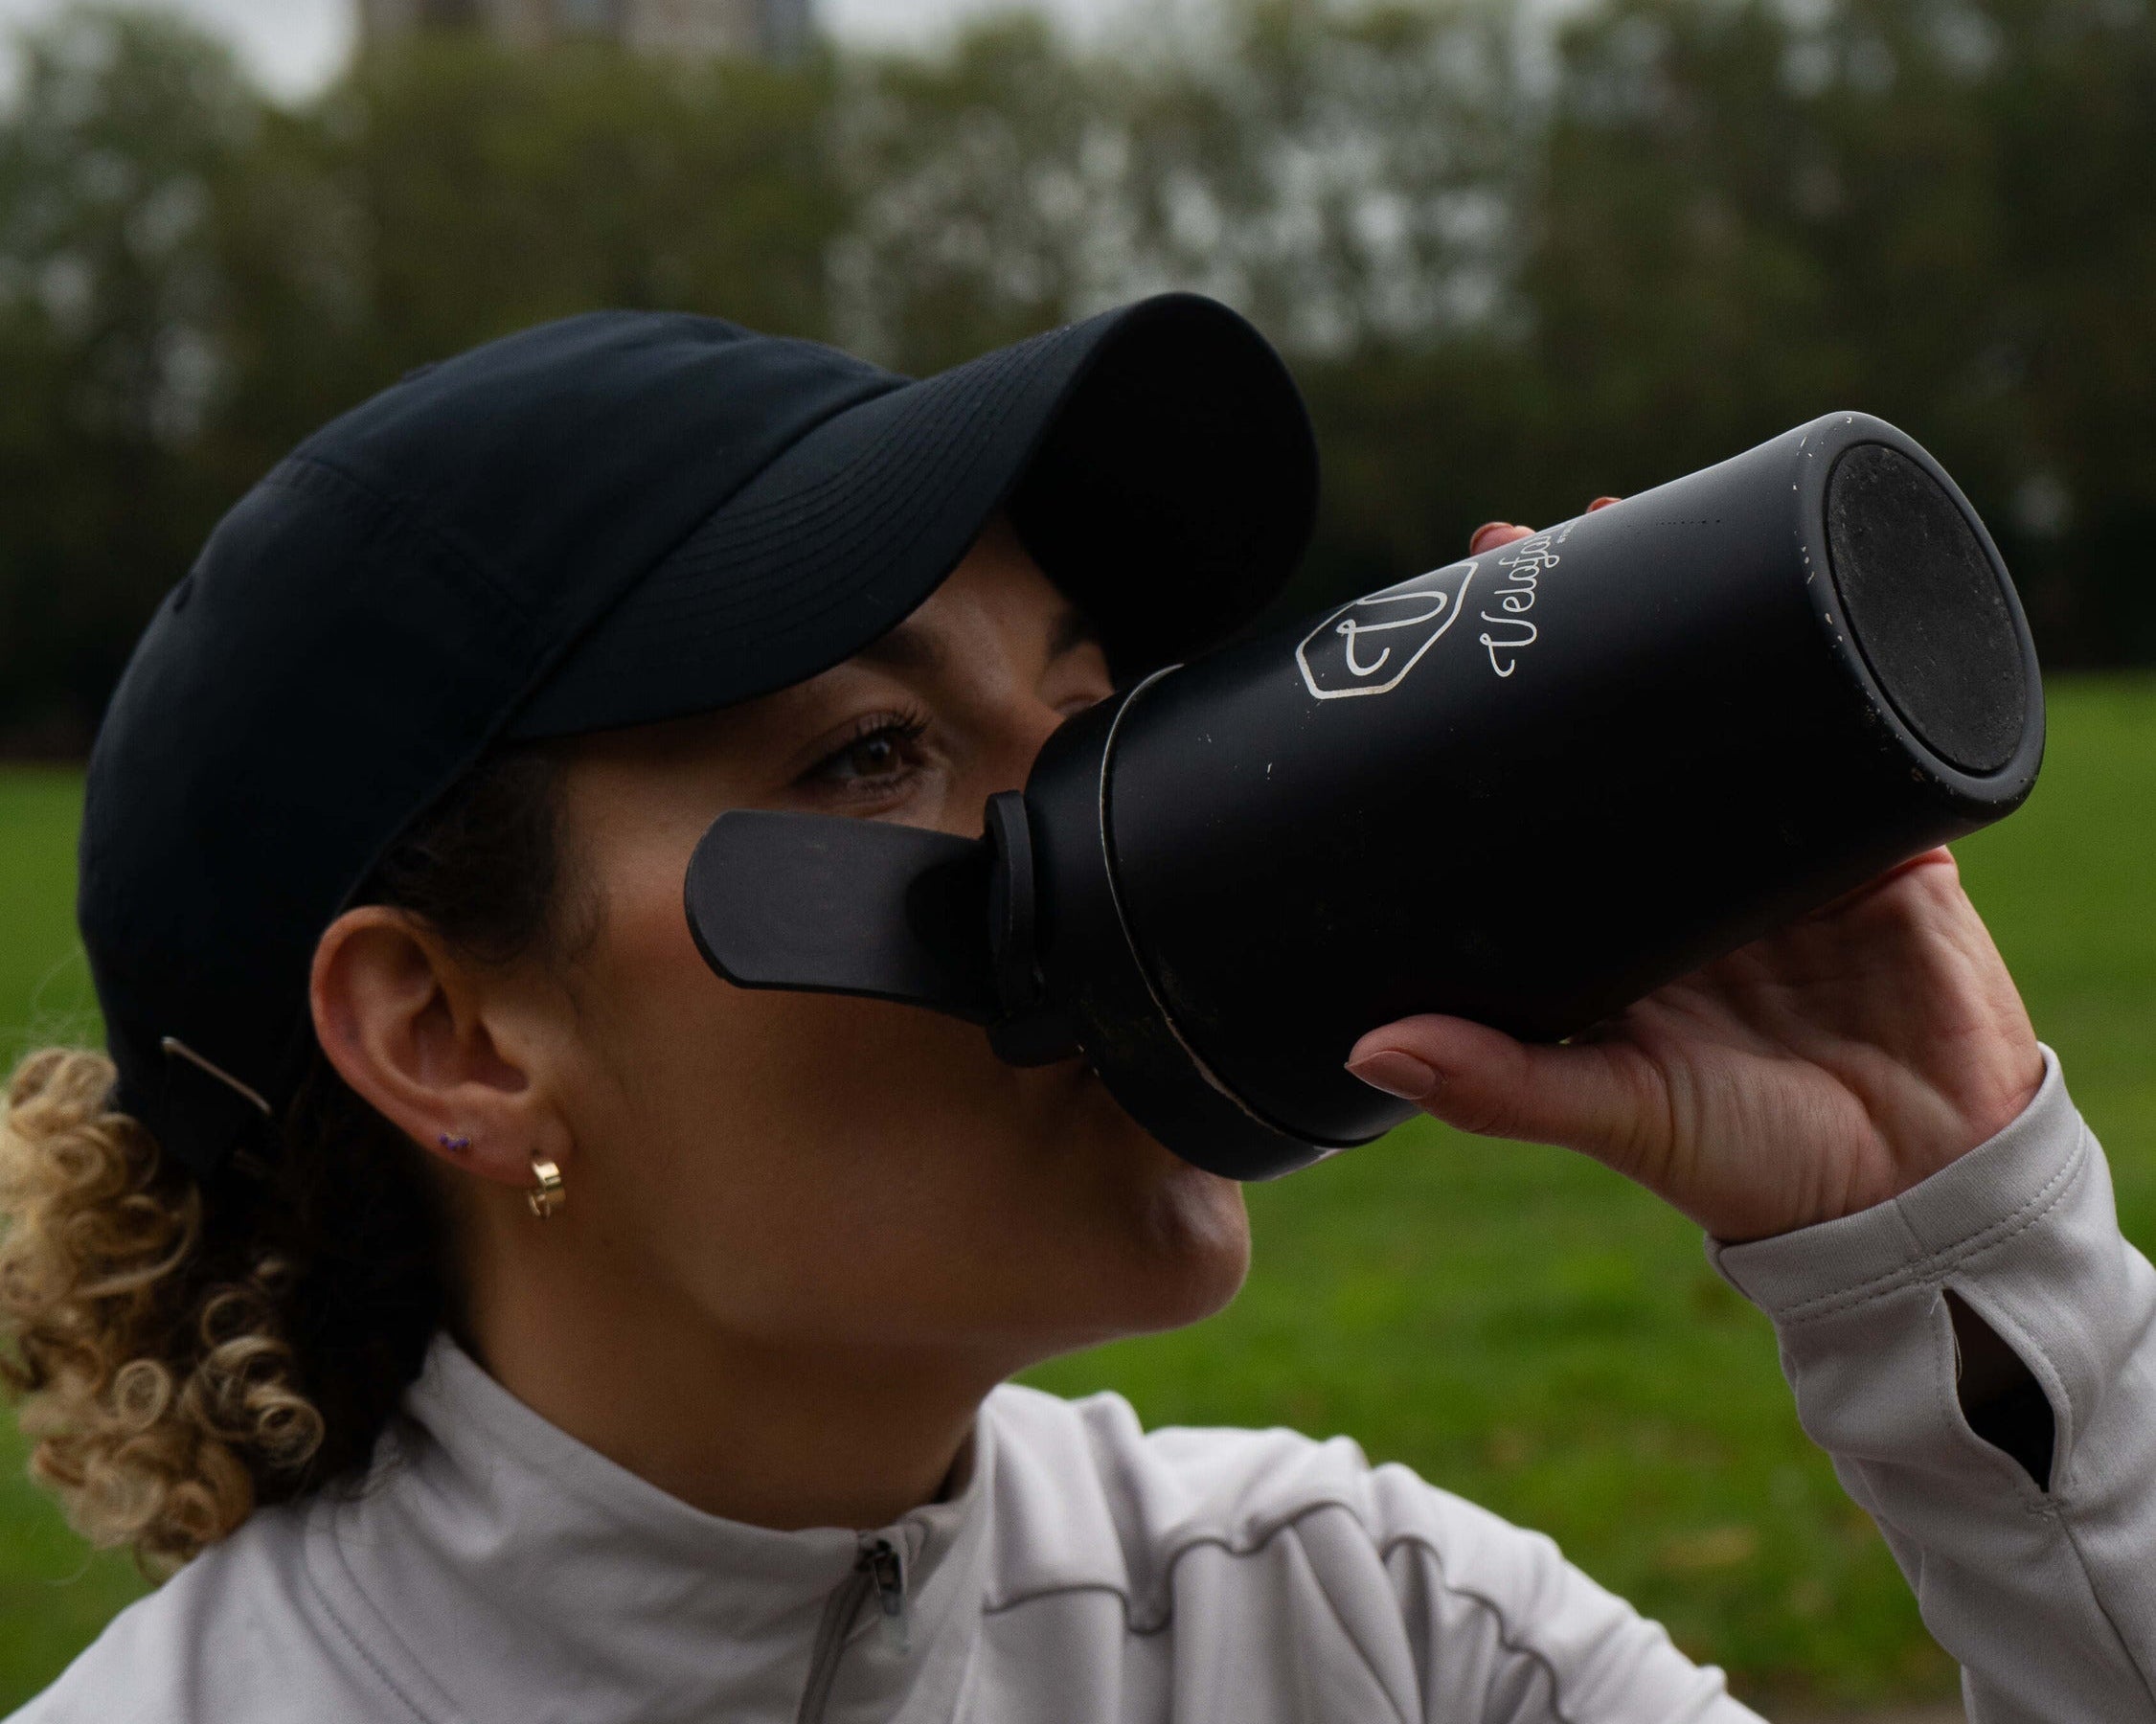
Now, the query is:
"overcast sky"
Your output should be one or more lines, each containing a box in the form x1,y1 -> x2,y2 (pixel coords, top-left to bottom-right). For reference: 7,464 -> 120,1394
0,0 -> 1129,99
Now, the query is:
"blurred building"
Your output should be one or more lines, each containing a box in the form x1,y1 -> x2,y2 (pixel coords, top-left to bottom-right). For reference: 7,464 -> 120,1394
357,0 -> 814,62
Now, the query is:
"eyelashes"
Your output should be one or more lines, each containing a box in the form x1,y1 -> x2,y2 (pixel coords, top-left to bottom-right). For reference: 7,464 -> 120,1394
800,708 -> 934,794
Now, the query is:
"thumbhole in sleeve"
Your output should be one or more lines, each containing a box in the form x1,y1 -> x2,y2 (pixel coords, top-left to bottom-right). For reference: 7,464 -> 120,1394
1944,1286 -> 2054,1490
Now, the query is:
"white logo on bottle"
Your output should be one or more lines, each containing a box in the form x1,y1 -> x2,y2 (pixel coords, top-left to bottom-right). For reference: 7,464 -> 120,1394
1295,559 -> 1478,700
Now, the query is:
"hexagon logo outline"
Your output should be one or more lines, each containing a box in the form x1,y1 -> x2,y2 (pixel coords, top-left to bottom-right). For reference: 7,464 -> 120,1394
1295,559 -> 1480,701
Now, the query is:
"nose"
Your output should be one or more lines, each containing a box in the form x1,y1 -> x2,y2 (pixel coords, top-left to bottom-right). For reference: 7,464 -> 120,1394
967,687 -> 1086,832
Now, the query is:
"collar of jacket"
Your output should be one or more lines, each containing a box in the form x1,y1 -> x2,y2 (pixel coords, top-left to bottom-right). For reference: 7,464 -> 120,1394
305,1337 -> 993,1724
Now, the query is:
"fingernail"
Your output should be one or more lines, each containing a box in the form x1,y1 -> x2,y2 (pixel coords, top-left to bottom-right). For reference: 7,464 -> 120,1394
1468,521 -> 1512,554
1346,1050 -> 1440,1101
1588,495 -> 1623,511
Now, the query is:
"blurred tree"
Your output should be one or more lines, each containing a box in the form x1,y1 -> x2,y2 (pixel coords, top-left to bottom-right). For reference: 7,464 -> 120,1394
0,8 -> 258,747
198,33 -> 841,526
0,0 -> 2152,746
831,3 -> 1522,373
1277,0 -> 2156,653
829,0 -> 1536,612
319,34 -> 838,377
1980,0 -> 2156,657
1509,0 -> 2156,657
0,15 -> 841,744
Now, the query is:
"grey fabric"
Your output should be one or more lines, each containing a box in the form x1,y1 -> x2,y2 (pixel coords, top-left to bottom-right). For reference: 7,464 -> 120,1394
7,1348 -> 1748,1722
15,1050 -> 2146,1722
1714,1046 -> 2156,1722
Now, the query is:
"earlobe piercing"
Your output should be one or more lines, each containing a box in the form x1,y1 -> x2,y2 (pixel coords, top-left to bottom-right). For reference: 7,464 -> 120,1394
438,1133 -> 472,1153
527,1154 -> 566,1220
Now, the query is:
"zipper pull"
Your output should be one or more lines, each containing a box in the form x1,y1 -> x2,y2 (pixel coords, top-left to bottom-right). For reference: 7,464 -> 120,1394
858,1534 -> 909,1654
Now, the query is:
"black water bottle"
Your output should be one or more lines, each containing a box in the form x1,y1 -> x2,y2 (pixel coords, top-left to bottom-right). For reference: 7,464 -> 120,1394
688,412 -> 2043,1180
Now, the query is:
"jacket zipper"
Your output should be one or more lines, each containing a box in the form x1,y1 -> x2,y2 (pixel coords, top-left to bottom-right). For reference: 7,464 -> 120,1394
794,1535 -> 909,1724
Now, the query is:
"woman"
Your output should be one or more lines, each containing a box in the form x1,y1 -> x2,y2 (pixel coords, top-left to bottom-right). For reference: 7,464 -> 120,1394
3,295 -> 2150,1723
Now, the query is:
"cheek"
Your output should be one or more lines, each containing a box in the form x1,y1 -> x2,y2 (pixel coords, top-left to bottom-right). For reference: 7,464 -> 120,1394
564,879 -> 1253,1351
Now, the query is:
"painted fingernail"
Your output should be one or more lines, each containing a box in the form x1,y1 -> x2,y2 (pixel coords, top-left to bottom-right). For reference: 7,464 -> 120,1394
1468,521 -> 1512,554
1346,1050 -> 1440,1101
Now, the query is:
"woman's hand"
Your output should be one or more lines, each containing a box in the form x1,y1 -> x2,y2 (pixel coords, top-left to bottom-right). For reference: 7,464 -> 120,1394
1344,514 -> 2046,1244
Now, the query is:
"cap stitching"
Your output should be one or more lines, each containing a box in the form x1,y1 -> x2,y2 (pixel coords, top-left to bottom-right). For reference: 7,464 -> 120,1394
647,350 -> 1030,566
520,347 -> 1060,721
266,454 -> 536,620
540,376 -> 1037,705
601,361 -> 1039,631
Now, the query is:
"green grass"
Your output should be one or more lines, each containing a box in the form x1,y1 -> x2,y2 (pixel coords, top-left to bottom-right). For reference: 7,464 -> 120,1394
4,681 -> 2155,1711
0,771 -> 147,1707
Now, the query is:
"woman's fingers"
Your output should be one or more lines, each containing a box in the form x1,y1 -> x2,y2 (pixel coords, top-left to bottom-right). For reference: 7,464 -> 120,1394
1345,1013 -> 1661,1166
1471,499 -> 1619,555
1468,521 -> 1535,554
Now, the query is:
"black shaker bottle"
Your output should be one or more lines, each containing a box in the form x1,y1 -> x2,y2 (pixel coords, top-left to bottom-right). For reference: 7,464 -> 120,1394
686,411 -> 2043,1179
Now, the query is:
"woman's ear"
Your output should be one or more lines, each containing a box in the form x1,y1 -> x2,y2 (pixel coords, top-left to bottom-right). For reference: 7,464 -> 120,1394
308,906 -> 563,1191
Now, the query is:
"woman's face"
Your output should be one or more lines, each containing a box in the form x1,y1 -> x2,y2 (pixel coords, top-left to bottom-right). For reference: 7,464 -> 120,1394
537,522 -> 1250,1371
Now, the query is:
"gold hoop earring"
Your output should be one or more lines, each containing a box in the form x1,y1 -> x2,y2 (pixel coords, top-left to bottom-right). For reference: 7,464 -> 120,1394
526,1154 -> 566,1220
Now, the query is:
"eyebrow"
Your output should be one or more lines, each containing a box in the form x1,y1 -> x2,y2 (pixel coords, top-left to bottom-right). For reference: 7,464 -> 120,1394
856,621 -> 943,674
856,603 -> 1097,674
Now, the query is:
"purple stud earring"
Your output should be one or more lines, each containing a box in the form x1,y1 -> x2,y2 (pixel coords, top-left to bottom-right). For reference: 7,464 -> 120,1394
438,1133 -> 472,1153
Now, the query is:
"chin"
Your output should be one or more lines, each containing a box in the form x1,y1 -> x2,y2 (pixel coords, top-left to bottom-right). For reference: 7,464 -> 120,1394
1021,1068 -> 1254,1342
1123,1160 -> 1253,1334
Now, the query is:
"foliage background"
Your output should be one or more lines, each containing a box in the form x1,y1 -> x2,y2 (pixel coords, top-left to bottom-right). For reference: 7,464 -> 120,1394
0,0 -> 2152,751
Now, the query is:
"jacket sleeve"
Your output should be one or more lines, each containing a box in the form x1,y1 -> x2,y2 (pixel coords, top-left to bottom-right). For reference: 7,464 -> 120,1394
1711,1046 -> 2156,1723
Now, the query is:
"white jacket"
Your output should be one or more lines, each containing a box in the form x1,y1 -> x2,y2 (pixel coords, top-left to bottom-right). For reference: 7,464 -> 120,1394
15,1050 -> 2155,1723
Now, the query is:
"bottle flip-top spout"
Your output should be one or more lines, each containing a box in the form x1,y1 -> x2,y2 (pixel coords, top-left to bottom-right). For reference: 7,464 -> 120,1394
684,791 -> 1076,1063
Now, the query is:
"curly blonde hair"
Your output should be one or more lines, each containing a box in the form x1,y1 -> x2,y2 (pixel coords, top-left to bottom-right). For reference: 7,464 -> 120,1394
0,744 -> 570,1573
0,1048 -> 321,1571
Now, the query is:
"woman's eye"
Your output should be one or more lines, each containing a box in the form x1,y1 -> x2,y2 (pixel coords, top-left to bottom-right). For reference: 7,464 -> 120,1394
806,715 -> 930,790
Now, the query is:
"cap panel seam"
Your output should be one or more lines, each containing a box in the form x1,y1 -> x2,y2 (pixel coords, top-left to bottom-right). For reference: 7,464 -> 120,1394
232,455 -> 555,1115
265,454 -> 536,622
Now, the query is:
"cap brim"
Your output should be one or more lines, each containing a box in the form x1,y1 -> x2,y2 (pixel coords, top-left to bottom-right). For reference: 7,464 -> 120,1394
506,293 -> 1317,740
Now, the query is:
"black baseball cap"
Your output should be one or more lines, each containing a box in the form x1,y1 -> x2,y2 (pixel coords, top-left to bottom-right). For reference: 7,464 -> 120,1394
77,293 -> 1319,1176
